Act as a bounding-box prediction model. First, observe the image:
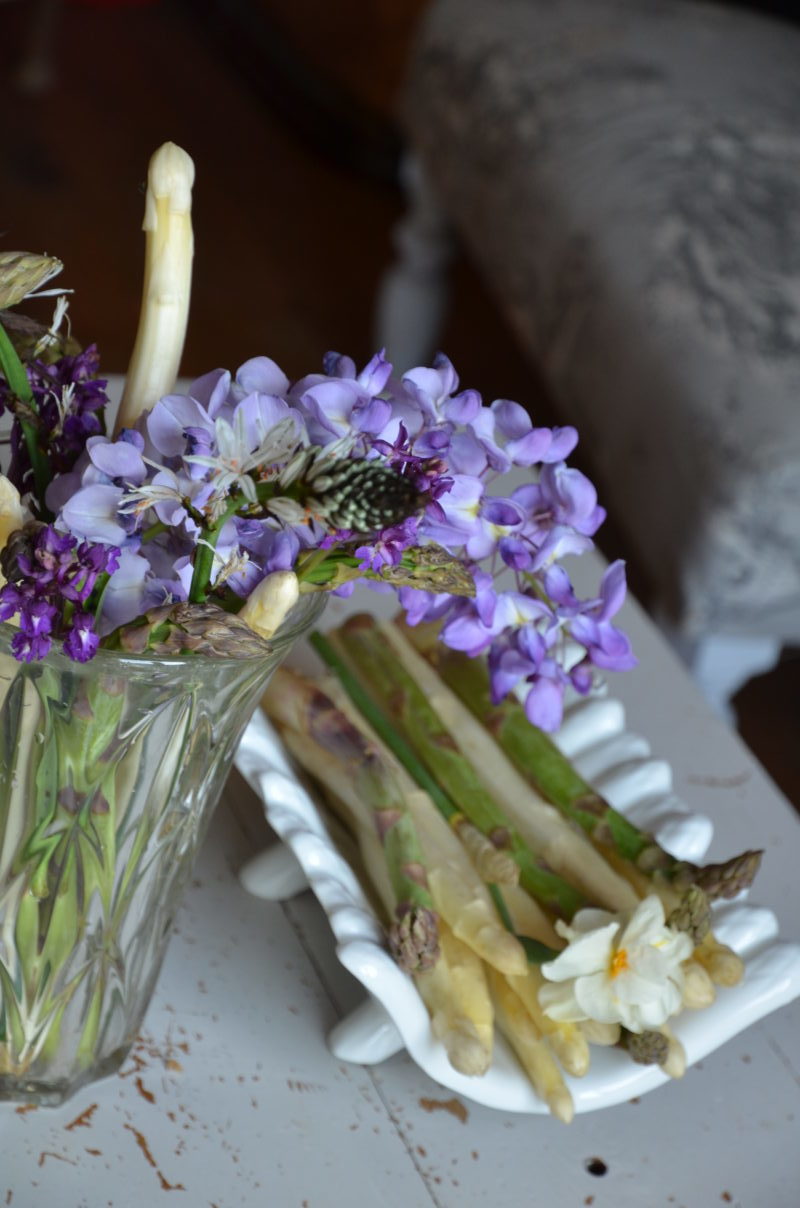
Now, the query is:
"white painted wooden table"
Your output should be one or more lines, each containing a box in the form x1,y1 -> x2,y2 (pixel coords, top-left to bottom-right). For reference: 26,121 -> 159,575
1,577 -> 798,1207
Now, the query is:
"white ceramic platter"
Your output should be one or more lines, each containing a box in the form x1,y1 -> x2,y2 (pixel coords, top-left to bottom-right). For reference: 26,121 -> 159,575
234,636 -> 800,1115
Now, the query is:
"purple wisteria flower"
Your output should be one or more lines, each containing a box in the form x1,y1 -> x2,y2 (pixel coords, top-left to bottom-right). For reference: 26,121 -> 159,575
355,516 -> 420,574
0,345 -> 109,492
0,344 -> 634,713
0,526 -> 120,662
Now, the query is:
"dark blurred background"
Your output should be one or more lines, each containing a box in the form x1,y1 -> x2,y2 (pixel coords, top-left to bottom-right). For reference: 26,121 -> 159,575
1,0 -> 796,805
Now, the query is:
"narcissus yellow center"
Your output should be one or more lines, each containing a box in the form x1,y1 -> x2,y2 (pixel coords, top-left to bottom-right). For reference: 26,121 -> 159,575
609,948 -> 629,979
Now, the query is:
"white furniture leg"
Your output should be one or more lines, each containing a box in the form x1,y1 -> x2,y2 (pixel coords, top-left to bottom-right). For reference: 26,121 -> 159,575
689,634 -> 782,726
374,153 -> 454,372
657,614 -> 782,726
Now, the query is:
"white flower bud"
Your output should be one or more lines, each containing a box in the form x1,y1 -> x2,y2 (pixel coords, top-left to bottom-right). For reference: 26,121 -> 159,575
0,474 -> 24,590
238,571 -> 300,641
0,475 -> 23,550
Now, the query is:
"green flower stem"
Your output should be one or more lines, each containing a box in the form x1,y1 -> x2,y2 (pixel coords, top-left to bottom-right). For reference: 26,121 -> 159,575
0,320 -> 33,402
188,496 -> 244,603
299,553 -> 361,589
295,546 -> 338,581
75,973 -> 106,1066
0,667 -> 129,1076
312,623 -> 586,920
141,520 -> 168,543
0,320 -> 50,508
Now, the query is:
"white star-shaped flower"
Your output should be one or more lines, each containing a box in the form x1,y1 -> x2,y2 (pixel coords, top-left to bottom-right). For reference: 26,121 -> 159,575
538,895 -> 693,1033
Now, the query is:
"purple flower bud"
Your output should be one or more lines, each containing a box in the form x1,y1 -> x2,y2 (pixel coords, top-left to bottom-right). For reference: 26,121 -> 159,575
62,612 -> 100,662
19,597 -> 55,638
322,350 -> 357,379
523,675 -> 565,731
11,629 -> 52,662
356,349 -> 393,396
0,583 -> 25,621
498,535 -> 532,570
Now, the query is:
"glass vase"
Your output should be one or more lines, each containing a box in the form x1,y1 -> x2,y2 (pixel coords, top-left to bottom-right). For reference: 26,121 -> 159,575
0,592 -> 326,1105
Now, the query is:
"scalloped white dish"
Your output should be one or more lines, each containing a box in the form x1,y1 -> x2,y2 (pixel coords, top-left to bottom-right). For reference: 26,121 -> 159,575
234,658 -> 800,1115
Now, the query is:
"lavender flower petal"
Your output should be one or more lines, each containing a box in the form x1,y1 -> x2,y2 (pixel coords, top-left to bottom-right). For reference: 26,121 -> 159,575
235,357 -> 290,399
148,394 -> 215,458
188,368 -> 231,414
88,438 -> 147,484
524,676 -> 564,731
61,484 -> 128,544
99,550 -> 151,630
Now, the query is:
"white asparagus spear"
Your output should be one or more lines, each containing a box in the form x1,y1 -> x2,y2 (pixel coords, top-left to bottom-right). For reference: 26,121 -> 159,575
0,475 -> 23,588
116,142 -> 194,432
416,921 -> 494,1077
378,620 -> 639,912
488,968 -> 574,1123
500,882 -> 562,949
577,1020 -> 621,1046
681,959 -> 716,1008
659,1025 -> 687,1079
319,674 -> 528,976
693,934 -> 745,987
269,670 -> 528,978
506,966 -> 590,1077
405,789 -> 528,977
332,776 -> 494,1077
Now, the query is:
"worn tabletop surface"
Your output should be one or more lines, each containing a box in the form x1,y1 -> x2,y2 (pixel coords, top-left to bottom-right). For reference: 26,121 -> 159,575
1,569 -> 799,1208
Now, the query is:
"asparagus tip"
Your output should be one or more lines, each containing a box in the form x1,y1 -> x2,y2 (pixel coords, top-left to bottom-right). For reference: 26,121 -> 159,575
441,1020 -> 492,1077
698,943 -> 745,988
547,1085 -> 575,1125
621,1028 -> 670,1066
146,141 -> 195,222
667,885 -> 711,945
389,904 -> 440,973
689,849 -> 763,901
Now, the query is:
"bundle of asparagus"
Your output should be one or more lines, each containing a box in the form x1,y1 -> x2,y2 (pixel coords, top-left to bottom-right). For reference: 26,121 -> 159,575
261,614 -> 763,1123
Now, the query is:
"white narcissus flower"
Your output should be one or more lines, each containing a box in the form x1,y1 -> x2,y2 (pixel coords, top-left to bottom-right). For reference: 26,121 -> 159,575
538,895 -> 693,1033
238,570 -> 300,640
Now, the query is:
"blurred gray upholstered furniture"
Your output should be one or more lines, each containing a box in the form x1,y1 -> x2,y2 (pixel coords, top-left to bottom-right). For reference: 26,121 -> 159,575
377,0 -> 800,717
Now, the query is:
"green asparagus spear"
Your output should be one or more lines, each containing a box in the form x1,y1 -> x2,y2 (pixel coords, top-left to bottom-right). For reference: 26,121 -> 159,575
262,666 -> 439,972
313,620 -> 587,920
423,643 -> 762,900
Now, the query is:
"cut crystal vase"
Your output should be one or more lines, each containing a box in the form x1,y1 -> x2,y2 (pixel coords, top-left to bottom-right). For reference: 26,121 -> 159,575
0,593 -> 325,1105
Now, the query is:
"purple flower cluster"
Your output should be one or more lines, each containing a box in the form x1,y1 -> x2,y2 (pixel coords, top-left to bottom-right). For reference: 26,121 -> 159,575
0,345 -> 108,491
47,353 -> 451,626
34,349 -> 634,725
0,526 -> 119,662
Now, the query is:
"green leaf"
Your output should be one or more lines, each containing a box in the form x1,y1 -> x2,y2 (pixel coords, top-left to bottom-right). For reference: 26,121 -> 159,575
0,318 -> 34,403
